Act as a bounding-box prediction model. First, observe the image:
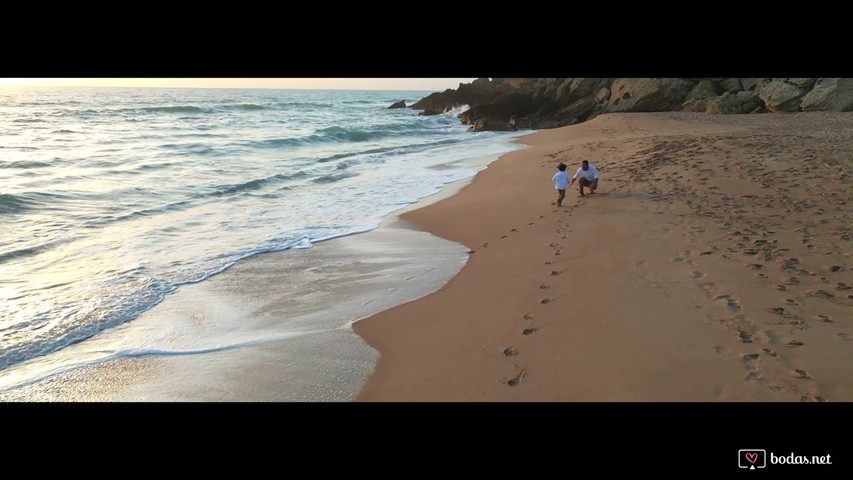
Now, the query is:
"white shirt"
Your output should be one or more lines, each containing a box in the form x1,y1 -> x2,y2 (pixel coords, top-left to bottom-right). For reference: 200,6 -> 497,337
572,165 -> 599,182
552,171 -> 569,190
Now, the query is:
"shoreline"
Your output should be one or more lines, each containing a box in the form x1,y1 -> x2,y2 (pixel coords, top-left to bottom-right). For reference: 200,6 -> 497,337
353,111 -> 853,402
0,145 -> 511,402
3,111 -> 851,404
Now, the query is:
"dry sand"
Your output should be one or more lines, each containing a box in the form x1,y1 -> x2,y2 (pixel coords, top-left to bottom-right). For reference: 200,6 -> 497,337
354,111 -> 853,402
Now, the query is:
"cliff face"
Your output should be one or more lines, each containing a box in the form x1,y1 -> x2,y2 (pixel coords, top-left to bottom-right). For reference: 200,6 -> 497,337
408,78 -> 853,131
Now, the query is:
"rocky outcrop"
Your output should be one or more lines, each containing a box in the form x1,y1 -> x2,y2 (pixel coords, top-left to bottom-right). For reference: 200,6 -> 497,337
681,79 -> 722,112
409,78 -> 852,131
800,78 -> 853,111
607,78 -> 694,112
705,91 -> 764,114
759,79 -> 809,113
388,100 -> 407,109
409,78 -> 520,114
458,92 -> 537,124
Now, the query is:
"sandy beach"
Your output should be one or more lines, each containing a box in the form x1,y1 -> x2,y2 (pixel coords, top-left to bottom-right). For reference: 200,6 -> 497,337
3,110 -> 850,408
354,111 -> 853,402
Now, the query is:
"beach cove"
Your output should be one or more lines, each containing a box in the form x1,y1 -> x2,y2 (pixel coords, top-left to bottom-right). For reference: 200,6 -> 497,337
2,110 -> 851,403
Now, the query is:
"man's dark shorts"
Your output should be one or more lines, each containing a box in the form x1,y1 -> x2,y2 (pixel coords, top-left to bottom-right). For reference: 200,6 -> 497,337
579,177 -> 599,190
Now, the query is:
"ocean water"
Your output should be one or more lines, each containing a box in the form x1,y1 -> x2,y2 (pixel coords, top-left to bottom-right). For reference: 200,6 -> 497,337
0,86 -> 526,397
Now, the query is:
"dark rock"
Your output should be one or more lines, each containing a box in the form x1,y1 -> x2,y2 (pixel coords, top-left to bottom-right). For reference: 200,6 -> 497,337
788,78 -> 817,89
388,100 -> 407,109
467,117 -> 517,132
410,77 -> 518,115
741,78 -> 766,91
556,97 -> 600,124
759,79 -> 807,112
713,78 -> 743,93
556,78 -> 603,107
681,79 -> 723,112
705,91 -> 764,114
535,119 -> 562,129
800,78 -> 853,111
459,91 -> 537,124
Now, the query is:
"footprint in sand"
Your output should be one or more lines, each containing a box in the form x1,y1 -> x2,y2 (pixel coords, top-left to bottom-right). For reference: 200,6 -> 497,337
539,284 -> 549,290
785,340 -> 805,348
790,368 -> 810,379
506,369 -> 526,387
801,393 -> 827,402
715,294 -> 742,314
762,348 -> 778,357
523,327 -> 539,335
522,313 -> 534,320
503,346 -> 518,356
742,353 -> 761,383
540,298 -> 551,304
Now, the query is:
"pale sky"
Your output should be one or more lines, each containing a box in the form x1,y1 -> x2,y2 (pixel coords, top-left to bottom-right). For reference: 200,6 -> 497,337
0,78 -> 478,91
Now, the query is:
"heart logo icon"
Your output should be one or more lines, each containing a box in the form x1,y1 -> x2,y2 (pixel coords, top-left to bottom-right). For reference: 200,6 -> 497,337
746,452 -> 758,464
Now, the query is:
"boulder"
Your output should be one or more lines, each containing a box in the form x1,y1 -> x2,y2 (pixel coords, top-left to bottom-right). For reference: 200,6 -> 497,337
606,78 -> 694,112
551,78 -> 576,107
557,78 -> 602,107
410,77 -> 520,116
740,78 -> 766,91
713,78 -> 743,93
800,78 -> 853,111
788,78 -> 817,89
388,100 -> 407,109
681,79 -> 722,111
533,119 -> 562,129
459,91 -> 537,124
555,97 -> 600,124
759,79 -> 807,112
410,90 -> 461,113
705,91 -> 764,114
467,117 -> 518,132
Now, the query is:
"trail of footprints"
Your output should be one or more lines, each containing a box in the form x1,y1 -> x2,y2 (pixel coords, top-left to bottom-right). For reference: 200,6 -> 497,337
500,130 -> 851,397
683,241 -> 840,401
495,202 -> 582,388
